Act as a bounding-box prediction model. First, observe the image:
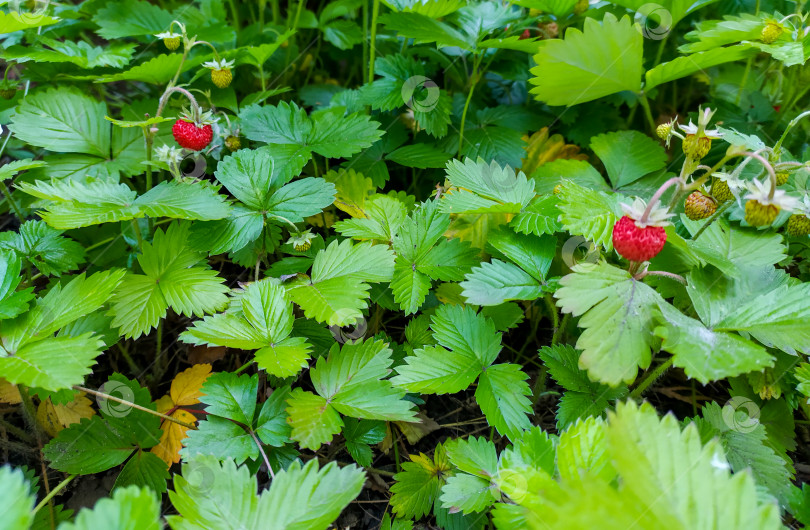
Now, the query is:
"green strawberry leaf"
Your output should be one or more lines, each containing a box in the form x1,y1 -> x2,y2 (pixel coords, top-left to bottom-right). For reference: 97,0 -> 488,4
529,14 -> 643,106
109,223 -> 229,339
555,262 -> 662,386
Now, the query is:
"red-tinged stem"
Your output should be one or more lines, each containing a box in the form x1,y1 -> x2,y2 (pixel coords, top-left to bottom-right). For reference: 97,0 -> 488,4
640,177 -> 683,225
635,269 -> 687,284
741,151 -> 777,201
157,86 -> 202,122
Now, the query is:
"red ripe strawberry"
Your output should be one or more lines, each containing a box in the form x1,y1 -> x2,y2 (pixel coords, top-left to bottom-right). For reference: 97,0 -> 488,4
519,29 -> 531,40
612,216 -> 667,262
172,119 -> 213,151
612,197 -> 673,263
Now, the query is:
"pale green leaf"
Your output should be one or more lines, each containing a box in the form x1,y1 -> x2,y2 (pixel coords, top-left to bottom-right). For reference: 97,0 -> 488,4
555,262 -> 661,386
645,45 -> 757,91
529,14 -> 643,106
475,363 -> 532,440
441,158 -> 535,215
135,180 -> 231,221
655,302 -> 773,383
9,88 -> 110,157
0,466 -> 35,530
286,388 -> 343,450
61,486 -> 160,530
557,181 -> 623,252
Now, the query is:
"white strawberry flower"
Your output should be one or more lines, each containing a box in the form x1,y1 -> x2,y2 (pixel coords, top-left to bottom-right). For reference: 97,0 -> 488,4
678,106 -> 723,139
621,197 -> 674,228
744,178 -> 801,210
155,144 -> 184,165
203,58 -> 235,71
154,31 -> 182,40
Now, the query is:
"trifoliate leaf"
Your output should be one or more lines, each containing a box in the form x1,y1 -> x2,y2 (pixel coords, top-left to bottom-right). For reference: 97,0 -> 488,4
475,363 -> 532,440
555,262 -> 662,386
110,223 -> 228,339
181,280 -> 311,378
213,145 -> 316,211
0,221 -> 85,276
241,101 -> 383,160
342,418 -> 387,467
441,158 -> 535,215
0,270 -> 125,391
391,448 -> 451,519
311,339 -> 416,422
286,239 -> 395,326
391,199 -> 478,314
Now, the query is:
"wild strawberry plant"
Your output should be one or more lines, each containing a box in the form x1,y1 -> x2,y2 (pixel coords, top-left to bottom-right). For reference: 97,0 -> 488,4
1,0 -> 810,528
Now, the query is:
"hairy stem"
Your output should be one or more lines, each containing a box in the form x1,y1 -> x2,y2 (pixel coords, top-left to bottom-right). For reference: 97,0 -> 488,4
630,356 -> 675,399
31,475 -> 76,516
74,386 -> 197,429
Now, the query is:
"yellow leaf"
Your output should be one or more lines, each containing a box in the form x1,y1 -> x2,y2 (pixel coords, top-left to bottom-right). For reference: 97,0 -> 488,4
397,413 -> 440,445
36,393 -> 95,437
434,283 -> 465,305
150,364 -> 213,466
155,394 -> 174,414
151,409 -> 197,466
445,212 -> 510,250
170,364 -> 212,407
521,127 -> 588,176
325,168 -> 375,218
306,208 -> 338,228
0,378 -> 21,404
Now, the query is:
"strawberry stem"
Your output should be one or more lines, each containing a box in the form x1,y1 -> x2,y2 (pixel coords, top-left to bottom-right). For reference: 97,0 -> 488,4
74,385 -> 198,430
640,177 -> 682,225
158,86 -> 202,122
740,151 -> 777,201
